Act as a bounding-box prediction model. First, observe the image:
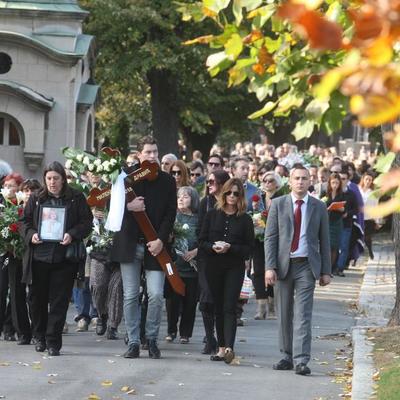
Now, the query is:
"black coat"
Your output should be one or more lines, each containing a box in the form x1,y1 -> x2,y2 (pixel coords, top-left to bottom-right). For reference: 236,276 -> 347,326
110,169 -> 177,270
199,208 -> 254,269
21,186 -> 93,284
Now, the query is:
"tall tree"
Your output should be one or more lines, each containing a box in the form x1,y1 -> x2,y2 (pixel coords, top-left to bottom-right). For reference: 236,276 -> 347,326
80,0 -> 260,157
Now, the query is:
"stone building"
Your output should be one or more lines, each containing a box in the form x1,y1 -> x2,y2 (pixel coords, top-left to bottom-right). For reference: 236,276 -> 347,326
0,0 -> 99,178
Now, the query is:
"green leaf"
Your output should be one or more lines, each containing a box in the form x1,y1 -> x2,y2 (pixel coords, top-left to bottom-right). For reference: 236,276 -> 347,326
248,101 -> 276,119
292,119 -> 315,141
305,99 -> 330,123
320,107 -> 343,135
313,69 -> 343,100
224,33 -> 243,60
203,0 -> 231,13
275,92 -> 304,113
255,85 -> 272,102
232,0 -> 243,25
265,36 -> 282,53
206,51 -> 229,69
375,152 -> 396,173
235,57 -> 256,69
251,4 -> 275,28
228,66 -> 247,87
241,0 -> 263,11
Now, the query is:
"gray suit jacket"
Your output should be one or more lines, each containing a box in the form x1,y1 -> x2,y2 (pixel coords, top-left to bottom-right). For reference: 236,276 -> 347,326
264,194 -> 331,280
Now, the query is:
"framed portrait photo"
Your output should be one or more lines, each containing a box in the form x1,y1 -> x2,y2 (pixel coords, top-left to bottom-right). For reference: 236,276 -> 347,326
38,205 -> 66,242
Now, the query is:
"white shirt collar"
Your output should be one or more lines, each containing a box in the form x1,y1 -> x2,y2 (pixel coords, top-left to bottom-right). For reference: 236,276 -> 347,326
290,193 -> 309,206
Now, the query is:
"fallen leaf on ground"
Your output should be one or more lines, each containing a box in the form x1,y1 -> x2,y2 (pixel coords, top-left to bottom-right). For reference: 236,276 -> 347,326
0,362 -> 10,366
126,389 -> 136,395
222,372 -> 232,376
101,380 -> 113,387
253,364 -> 262,368
121,386 -> 130,393
372,371 -> 380,381
87,394 -> 101,400
318,361 -> 329,365
48,380 -> 56,384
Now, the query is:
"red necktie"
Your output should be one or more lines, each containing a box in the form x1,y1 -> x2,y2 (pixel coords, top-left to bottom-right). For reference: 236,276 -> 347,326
291,199 -> 304,252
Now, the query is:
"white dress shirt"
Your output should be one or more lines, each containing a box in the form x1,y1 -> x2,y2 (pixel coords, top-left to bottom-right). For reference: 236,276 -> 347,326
290,193 -> 309,258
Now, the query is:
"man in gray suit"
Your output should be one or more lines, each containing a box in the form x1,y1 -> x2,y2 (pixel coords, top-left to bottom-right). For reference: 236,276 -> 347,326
264,164 -> 331,375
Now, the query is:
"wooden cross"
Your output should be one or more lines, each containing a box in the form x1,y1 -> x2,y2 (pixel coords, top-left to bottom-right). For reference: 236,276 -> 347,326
87,157 -> 185,296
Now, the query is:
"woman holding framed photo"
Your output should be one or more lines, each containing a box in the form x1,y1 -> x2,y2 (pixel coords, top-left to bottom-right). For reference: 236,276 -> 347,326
21,161 -> 93,356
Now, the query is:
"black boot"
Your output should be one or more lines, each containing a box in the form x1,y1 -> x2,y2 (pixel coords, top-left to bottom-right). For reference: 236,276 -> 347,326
96,316 -> 108,336
106,327 -> 118,340
148,339 -> 161,359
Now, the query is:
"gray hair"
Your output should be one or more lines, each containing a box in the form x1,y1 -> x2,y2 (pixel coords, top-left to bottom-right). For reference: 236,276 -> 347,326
162,153 -> 178,162
0,160 -> 12,179
177,186 -> 200,213
262,171 -> 283,189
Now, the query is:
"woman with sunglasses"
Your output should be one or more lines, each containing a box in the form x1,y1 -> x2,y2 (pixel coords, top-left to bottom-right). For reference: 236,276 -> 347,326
197,170 -> 230,355
251,171 -> 284,320
170,160 -> 190,190
199,178 -> 254,364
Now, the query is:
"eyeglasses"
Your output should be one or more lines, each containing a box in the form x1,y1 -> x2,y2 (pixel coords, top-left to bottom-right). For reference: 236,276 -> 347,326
171,170 -> 182,176
208,162 -> 221,167
190,172 -> 201,177
263,179 -> 275,184
206,179 -> 215,185
225,190 -> 240,197
258,171 -> 266,176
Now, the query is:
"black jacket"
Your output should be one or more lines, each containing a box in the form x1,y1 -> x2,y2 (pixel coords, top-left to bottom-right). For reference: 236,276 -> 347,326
110,169 -> 177,270
199,208 -> 254,269
21,186 -> 93,284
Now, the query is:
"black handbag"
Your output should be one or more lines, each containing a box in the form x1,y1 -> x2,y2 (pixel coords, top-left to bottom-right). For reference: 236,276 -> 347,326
65,240 -> 87,263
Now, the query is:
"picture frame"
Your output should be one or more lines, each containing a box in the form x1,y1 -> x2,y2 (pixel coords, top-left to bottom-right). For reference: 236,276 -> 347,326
38,205 -> 67,242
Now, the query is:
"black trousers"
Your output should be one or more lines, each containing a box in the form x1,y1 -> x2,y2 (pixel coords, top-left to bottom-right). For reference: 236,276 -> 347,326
166,277 -> 198,338
252,241 -> 274,299
206,265 -> 244,349
0,261 -> 14,335
29,260 -> 75,350
8,257 -> 31,337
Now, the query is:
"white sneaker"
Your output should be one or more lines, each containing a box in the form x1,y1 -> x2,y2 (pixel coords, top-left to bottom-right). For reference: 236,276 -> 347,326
89,317 -> 98,330
76,319 -> 89,332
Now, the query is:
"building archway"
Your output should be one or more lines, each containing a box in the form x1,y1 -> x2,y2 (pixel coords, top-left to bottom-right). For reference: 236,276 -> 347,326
0,113 -> 24,147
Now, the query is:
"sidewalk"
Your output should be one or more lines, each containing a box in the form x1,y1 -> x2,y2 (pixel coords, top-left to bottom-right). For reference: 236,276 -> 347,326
352,234 -> 396,400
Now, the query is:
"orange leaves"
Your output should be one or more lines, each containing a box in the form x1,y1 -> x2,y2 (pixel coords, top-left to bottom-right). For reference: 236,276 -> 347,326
243,30 -> 263,44
348,5 -> 384,44
277,1 -> 343,50
183,35 -> 215,46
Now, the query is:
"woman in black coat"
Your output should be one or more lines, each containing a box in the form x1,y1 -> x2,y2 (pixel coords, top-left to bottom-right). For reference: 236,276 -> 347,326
21,162 -> 92,356
199,178 -> 254,364
197,170 -> 230,354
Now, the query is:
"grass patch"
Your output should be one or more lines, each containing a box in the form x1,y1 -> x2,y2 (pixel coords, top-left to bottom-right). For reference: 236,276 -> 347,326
367,327 -> 400,400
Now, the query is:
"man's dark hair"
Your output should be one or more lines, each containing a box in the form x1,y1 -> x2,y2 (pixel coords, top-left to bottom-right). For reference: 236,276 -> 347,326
207,154 -> 224,167
137,135 -> 157,153
340,168 -> 350,177
190,160 -> 204,172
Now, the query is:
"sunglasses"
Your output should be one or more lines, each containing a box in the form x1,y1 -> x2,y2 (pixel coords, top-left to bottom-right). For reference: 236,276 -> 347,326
225,190 -> 240,197
206,179 -> 215,185
190,172 -> 201,177
208,162 -> 221,167
171,170 -> 182,176
264,179 -> 275,184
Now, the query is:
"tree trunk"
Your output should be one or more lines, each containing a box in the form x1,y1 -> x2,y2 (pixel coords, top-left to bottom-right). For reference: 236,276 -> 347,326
147,69 -> 179,157
388,152 -> 400,326
181,124 -> 219,162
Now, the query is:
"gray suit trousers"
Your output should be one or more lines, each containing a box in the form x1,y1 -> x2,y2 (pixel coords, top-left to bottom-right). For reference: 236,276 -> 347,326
276,259 -> 315,365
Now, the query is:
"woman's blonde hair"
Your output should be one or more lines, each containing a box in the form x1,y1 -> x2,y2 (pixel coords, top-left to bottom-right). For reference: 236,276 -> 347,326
216,178 -> 247,216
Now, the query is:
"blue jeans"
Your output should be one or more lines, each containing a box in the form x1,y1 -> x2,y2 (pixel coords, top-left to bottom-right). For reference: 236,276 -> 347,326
120,245 -> 165,345
73,278 -> 97,322
337,227 -> 352,272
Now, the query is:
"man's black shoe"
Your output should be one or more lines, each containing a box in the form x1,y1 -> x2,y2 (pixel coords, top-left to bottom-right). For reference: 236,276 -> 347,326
96,317 -> 107,336
48,348 -> 60,356
123,344 -> 140,358
148,340 -> 161,359
272,359 -> 294,370
4,333 -> 16,341
35,341 -> 46,352
295,363 -> 311,375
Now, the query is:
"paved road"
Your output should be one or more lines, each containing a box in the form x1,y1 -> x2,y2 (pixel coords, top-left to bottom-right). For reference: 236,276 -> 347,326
0,264 -> 365,400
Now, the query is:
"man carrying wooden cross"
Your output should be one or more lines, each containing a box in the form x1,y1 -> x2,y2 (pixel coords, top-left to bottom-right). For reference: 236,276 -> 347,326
110,136 -> 177,359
